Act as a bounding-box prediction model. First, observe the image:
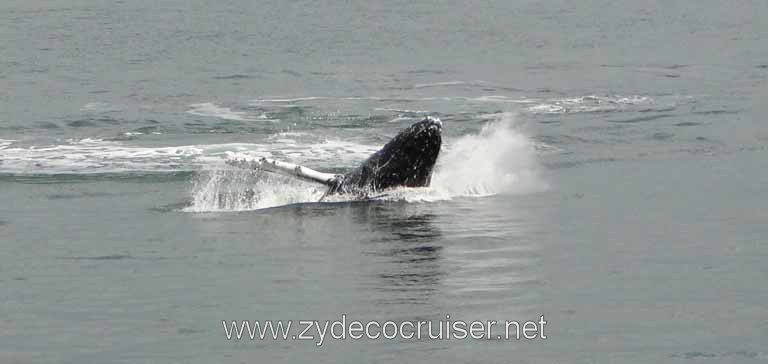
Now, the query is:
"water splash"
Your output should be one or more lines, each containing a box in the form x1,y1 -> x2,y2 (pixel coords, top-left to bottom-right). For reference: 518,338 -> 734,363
185,165 -> 325,212
186,112 -> 543,211
431,112 -> 544,197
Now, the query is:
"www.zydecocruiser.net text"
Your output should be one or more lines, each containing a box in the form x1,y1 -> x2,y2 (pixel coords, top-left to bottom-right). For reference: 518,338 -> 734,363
223,315 -> 547,346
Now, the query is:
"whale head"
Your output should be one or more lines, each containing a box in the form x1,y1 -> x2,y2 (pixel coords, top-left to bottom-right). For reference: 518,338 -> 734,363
328,117 -> 443,195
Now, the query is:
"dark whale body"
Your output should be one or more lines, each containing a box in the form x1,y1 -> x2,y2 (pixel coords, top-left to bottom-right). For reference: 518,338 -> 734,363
326,117 -> 442,196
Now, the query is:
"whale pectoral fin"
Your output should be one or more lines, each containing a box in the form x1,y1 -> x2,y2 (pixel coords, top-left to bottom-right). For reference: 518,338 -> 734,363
319,175 -> 347,201
225,157 -> 339,187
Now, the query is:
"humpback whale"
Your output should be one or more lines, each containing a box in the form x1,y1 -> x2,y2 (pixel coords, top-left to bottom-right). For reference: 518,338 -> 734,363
227,117 -> 443,198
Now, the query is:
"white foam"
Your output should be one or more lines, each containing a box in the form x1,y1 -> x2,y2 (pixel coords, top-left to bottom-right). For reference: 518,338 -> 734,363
525,95 -> 656,114
466,96 -> 537,104
0,140 -> 204,174
387,116 -> 418,123
413,81 -> 475,88
374,108 -> 431,114
271,132 -> 308,137
251,97 -> 327,103
0,139 -> 16,150
81,102 -> 120,113
65,138 -> 109,145
0,137 -> 378,174
526,104 -> 566,114
250,96 -> 380,105
222,139 -> 377,168
187,102 -> 276,122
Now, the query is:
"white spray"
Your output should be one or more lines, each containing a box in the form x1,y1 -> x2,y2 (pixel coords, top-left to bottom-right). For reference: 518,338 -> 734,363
186,167 -> 325,212
431,112 -> 544,197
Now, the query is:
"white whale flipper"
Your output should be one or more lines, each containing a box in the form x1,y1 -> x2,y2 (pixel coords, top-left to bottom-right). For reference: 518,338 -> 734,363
226,157 -> 341,187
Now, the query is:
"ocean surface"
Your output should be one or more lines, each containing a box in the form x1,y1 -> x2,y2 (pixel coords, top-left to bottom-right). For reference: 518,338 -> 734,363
2,1 -> 767,363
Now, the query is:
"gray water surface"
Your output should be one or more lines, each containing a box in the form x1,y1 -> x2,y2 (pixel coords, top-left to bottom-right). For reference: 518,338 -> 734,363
1,1 -> 767,363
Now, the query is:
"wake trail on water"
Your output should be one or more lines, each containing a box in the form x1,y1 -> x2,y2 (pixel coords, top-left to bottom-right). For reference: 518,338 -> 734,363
186,113 -> 545,212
